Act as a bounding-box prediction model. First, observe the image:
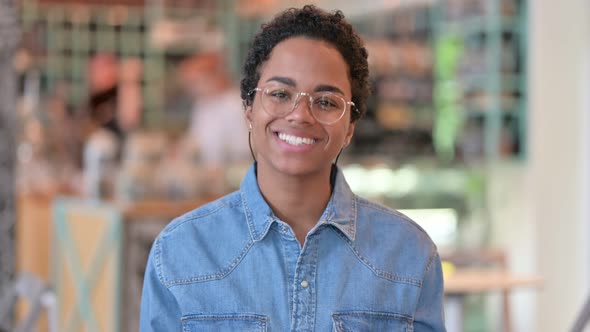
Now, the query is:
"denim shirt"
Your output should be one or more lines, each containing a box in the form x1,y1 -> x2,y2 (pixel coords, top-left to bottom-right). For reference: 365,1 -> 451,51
140,164 -> 445,331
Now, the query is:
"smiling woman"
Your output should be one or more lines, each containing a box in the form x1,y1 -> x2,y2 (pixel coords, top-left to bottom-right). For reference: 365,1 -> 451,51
245,37 -> 356,199
140,5 -> 446,332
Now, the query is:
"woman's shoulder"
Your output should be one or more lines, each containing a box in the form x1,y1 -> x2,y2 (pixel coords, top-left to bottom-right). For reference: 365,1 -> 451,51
150,191 -> 254,287
159,191 -> 243,238
352,195 -> 439,281
357,196 -> 430,233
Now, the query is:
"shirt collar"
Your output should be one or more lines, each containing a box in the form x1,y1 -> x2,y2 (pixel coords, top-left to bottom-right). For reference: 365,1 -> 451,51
240,163 -> 357,242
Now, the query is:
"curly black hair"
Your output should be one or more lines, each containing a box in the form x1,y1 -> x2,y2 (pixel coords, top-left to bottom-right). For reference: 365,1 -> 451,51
240,5 -> 370,122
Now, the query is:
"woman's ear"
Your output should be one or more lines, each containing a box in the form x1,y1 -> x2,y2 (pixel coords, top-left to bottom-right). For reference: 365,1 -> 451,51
243,102 -> 253,127
344,121 -> 356,146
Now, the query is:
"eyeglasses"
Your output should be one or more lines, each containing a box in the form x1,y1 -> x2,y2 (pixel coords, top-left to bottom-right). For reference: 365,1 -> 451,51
248,86 -> 357,125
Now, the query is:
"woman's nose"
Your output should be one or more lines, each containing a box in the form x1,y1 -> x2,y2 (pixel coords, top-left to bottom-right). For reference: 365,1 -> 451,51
287,94 -> 316,123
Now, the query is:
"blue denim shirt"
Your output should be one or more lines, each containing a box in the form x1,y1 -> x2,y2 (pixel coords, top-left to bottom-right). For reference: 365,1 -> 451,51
140,164 -> 445,331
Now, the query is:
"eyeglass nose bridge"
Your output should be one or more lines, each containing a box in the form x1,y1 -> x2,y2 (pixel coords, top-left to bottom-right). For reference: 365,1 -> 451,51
291,91 -> 314,112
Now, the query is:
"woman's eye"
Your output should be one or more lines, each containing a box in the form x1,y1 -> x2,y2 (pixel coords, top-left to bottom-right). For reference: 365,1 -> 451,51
269,90 -> 291,101
315,97 -> 339,110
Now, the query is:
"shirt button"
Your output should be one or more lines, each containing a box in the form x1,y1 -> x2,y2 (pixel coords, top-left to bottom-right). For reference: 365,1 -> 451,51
281,225 -> 287,233
300,280 -> 309,288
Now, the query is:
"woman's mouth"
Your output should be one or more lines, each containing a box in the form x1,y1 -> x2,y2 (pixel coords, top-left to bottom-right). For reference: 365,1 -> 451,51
276,132 -> 317,146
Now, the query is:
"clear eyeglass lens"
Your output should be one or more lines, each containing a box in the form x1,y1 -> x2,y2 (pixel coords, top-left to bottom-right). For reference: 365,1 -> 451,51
261,88 -> 346,124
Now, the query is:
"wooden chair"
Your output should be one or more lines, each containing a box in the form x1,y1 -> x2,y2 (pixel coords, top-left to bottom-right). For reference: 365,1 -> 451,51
441,248 -> 512,332
0,272 -> 57,332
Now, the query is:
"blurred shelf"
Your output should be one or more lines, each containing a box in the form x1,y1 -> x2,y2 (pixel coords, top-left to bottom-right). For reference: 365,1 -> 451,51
433,0 -> 527,161
459,73 -> 525,93
439,16 -> 522,37
444,269 -> 543,294
118,197 -> 218,220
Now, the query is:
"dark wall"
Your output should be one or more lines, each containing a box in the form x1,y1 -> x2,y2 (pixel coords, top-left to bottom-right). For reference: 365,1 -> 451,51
0,0 -> 19,328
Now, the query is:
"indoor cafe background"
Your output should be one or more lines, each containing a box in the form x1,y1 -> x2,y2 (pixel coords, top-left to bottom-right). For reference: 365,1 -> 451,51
0,0 -> 588,331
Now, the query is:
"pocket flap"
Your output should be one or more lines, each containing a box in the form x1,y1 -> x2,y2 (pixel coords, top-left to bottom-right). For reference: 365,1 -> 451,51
182,313 -> 268,332
332,311 -> 412,332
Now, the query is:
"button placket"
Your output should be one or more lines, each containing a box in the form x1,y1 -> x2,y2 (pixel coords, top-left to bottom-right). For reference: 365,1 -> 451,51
279,219 -> 301,321
290,234 -> 319,332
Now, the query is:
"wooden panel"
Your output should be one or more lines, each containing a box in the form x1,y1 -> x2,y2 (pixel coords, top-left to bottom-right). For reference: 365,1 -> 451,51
16,195 -> 53,281
16,195 -> 213,331
15,195 -> 53,332
53,199 -> 122,332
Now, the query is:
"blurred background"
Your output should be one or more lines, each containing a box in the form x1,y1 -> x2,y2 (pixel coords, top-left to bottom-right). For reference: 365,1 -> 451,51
0,0 -> 588,331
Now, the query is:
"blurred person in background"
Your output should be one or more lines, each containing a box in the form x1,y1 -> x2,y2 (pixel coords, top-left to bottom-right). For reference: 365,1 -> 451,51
86,54 -> 142,141
179,52 -> 250,194
87,53 -> 122,140
141,5 -> 445,331
83,54 -> 143,198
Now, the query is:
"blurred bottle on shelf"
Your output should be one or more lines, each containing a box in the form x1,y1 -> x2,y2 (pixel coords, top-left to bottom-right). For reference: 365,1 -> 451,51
115,131 -> 167,202
16,68 -> 56,197
83,129 -> 119,199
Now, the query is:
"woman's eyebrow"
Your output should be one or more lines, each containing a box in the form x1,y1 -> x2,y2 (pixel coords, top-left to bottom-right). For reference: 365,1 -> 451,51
314,84 -> 345,95
265,76 -> 296,86
264,77 -> 346,96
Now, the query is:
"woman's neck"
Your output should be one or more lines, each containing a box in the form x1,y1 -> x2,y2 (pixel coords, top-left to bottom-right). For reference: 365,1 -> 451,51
256,165 -> 333,244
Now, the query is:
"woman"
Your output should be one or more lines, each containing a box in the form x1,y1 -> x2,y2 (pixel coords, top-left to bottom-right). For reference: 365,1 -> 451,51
140,5 -> 445,331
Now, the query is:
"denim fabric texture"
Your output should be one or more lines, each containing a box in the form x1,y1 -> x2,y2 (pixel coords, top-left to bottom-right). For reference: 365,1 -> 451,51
140,164 -> 446,331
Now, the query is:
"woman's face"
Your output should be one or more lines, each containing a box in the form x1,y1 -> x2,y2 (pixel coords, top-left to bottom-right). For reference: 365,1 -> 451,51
245,36 -> 356,179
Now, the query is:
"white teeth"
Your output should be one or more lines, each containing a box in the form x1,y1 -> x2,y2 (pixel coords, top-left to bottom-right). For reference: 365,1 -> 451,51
278,132 -> 315,146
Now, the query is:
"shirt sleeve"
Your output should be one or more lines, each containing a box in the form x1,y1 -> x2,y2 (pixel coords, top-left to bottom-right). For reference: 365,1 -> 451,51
140,239 -> 183,331
413,249 -> 446,331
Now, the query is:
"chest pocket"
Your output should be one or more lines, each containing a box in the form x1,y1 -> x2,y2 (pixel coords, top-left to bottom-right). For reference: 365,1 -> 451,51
181,313 -> 268,332
332,311 -> 413,332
